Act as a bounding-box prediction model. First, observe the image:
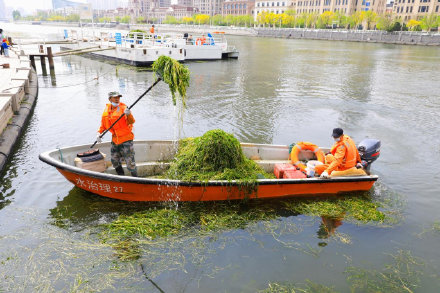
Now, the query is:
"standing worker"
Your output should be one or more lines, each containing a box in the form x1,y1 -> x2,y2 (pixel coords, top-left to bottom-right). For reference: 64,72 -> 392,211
97,91 -> 138,177
316,128 -> 362,178
150,24 -> 155,34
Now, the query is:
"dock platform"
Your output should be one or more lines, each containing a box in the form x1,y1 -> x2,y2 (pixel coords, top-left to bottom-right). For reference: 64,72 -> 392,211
0,46 -> 39,173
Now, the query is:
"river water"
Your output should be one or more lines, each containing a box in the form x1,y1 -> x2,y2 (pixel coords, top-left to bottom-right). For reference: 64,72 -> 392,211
1,23 -> 440,292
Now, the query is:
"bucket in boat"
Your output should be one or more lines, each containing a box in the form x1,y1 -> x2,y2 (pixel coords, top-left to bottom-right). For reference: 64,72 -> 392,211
306,160 -> 323,177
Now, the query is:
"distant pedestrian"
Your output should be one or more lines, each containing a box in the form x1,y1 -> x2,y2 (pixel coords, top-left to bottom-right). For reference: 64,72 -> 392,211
150,25 -> 155,34
1,39 -> 9,57
0,29 -> 4,55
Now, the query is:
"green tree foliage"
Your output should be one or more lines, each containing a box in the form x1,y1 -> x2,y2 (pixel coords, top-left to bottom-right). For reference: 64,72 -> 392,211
12,10 -> 21,20
66,14 -> 80,22
120,15 -> 131,24
376,14 -> 394,32
163,16 -> 179,24
420,14 -> 439,31
362,10 -> 377,30
317,11 -> 334,29
135,16 -> 146,24
349,11 -> 364,29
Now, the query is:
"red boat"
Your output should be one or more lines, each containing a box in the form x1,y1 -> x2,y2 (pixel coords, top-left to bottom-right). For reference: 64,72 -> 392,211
39,140 -> 380,201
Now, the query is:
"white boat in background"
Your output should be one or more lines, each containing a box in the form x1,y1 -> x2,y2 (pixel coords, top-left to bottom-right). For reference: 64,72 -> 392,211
62,30 -> 185,66
160,32 -> 239,60
61,30 -> 238,66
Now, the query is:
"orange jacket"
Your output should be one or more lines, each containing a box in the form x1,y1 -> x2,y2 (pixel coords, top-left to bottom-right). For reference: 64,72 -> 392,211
326,134 -> 361,173
150,27 -> 154,34
98,102 -> 135,145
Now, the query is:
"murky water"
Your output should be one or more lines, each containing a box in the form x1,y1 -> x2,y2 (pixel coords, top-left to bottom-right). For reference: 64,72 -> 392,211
1,23 -> 440,292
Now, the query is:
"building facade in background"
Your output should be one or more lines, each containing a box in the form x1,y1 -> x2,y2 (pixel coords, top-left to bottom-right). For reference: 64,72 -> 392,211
0,0 -> 5,19
222,0 -> 255,15
254,0 -> 294,17
193,0 -> 224,15
88,0 -> 119,10
254,0 -> 387,19
393,0 -> 440,21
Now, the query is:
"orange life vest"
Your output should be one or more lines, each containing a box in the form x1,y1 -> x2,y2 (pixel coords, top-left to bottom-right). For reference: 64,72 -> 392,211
330,135 -> 358,170
290,141 -> 325,172
99,102 -> 134,145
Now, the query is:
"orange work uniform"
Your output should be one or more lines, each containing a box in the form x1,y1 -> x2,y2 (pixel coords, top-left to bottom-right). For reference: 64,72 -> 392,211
150,27 -> 154,34
98,102 -> 135,145
315,134 -> 361,175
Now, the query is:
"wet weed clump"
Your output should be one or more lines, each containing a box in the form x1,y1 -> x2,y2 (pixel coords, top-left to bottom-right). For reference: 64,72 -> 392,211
165,129 -> 272,184
284,195 -> 389,225
260,280 -> 336,293
152,55 -> 190,106
100,202 -> 279,243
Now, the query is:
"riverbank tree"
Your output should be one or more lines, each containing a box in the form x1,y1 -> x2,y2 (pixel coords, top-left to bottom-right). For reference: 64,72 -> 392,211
160,12 -> 439,32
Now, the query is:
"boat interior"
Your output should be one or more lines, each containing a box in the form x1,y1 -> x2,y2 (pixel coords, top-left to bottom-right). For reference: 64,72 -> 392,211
52,140 -> 328,178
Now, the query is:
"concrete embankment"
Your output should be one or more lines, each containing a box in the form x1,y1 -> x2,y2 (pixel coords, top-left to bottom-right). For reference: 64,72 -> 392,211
156,25 -> 440,46
255,28 -> 440,46
0,46 -> 38,174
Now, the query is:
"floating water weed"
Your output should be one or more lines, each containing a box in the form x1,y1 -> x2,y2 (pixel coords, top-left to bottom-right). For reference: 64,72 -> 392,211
283,195 -> 388,225
345,250 -> 425,293
100,202 -> 279,244
259,280 -> 336,293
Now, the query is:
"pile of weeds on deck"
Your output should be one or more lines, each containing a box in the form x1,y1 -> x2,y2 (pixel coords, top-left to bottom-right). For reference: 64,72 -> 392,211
165,129 -> 274,185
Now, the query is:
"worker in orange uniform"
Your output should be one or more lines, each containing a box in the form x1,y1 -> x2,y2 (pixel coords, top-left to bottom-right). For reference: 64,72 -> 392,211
150,25 -> 155,34
200,34 -> 206,45
97,91 -> 137,177
316,128 -> 362,178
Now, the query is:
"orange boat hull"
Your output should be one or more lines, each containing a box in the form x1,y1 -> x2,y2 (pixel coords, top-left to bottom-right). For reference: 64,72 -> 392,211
58,168 -> 377,202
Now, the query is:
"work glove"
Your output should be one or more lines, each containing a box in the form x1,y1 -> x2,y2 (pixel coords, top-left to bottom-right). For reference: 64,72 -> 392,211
356,163 -> 363,169
96,133 -> 102,143
124,108 -> 131,116
320,171 -> 329,178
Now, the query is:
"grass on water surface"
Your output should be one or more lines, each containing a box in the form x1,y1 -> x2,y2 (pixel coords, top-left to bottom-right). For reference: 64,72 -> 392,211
260,250 -> 425,293
99,191 -> 397,262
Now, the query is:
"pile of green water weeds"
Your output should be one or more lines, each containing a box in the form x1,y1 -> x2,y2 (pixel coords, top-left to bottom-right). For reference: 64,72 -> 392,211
165,129 -> 274,184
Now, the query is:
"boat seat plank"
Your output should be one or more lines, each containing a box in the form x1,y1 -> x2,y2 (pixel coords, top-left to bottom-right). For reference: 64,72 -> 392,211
105,161 -> 171,176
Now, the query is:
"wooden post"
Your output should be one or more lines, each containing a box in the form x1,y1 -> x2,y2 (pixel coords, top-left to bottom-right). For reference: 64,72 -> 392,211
40,56 -> 47,76
50,68 -> 56,86
30,56 -> 36,70
47,47 -> 54,70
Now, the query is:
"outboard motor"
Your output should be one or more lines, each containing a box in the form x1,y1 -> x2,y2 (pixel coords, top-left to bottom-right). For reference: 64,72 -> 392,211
357,139 -> 381,172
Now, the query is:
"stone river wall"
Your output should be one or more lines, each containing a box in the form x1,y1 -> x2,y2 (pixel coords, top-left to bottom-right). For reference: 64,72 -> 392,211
255,28 -> 440,46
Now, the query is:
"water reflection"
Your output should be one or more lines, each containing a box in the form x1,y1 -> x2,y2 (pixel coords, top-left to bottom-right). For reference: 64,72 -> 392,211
49,187 -> 158,231
317,215 -> 345,247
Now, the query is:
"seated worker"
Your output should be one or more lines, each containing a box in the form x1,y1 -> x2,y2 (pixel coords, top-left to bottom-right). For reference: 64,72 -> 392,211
196,34 -> 206,45
315,128 -> 362,178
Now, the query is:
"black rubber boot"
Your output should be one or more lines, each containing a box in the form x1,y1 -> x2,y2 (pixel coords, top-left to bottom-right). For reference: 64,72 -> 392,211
115,166 -> 124,176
